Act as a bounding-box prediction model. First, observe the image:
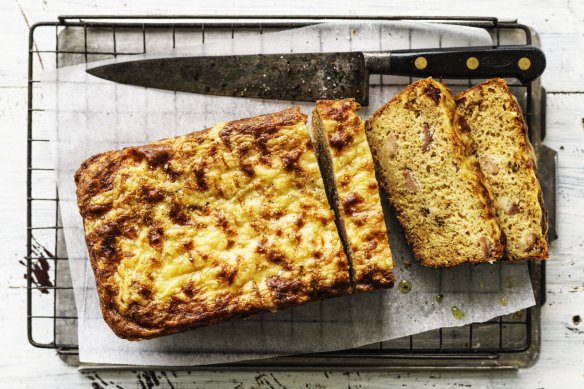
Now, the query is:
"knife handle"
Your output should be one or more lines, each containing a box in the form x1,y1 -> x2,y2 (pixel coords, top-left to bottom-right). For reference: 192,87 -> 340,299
371,45 -> 546,83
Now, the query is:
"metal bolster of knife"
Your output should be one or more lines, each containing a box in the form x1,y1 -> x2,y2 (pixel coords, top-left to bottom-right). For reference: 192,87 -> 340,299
362,52 -> 393,75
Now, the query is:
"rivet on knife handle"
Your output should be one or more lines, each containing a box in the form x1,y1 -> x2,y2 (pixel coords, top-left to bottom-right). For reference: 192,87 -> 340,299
366,45 -> 546,83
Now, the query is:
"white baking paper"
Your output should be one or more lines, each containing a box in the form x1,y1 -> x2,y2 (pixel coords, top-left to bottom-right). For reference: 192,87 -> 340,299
40,21 -> 536,366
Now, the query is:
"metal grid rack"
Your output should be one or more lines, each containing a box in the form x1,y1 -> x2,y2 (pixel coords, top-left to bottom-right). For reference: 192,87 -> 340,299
26,15 -> 555,369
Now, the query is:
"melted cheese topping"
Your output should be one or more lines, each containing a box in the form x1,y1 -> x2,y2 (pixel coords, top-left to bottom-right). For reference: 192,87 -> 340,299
314,100 -> 393,287
78,109 -> 349,327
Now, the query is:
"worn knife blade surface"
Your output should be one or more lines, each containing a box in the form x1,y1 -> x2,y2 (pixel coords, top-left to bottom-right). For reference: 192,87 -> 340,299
87,52 -> 370,104
88,45 -> 546,106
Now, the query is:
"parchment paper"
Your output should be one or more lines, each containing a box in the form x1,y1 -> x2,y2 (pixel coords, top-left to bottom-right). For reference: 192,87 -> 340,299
41,21 -> 536,366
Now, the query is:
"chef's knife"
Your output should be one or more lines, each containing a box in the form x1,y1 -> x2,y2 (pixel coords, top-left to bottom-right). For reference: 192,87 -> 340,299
87,45 -> 545,106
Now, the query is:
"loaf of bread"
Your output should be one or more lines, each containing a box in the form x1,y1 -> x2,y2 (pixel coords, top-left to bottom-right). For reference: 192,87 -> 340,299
365,78 -> 503,267
75,107 -> 352,340
455,79 -> 548,260
311,99 -> 394,291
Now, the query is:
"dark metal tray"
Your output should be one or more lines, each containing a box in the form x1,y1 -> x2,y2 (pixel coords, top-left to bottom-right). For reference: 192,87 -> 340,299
26,15 -> 557,370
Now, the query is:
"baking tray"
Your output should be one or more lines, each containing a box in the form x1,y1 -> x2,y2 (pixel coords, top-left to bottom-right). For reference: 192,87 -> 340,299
26,15 -> 557,370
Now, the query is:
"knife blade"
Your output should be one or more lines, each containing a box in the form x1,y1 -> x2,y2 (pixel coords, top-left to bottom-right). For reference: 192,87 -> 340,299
87,45 -> 545,106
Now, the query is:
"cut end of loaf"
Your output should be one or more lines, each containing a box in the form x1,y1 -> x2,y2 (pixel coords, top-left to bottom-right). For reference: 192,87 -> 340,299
310,104 -> 357,291
312,98 -> 394,289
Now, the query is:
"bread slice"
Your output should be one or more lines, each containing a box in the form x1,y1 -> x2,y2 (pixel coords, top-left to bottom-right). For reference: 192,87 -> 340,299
311,99 -> 394,291
455,79 -> 548,260
365,78 -> 503,267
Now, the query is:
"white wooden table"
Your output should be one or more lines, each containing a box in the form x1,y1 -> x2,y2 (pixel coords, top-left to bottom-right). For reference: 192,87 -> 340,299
1,1 -> 583,387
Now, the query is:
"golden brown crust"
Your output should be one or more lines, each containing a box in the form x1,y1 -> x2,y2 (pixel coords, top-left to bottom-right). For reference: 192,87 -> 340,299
455,78 -> 548,260
312,99 -> 394,289
75,107 -> 351,340
365,78 -> 503,267
75,150 -> 123,219
219,107 -> 307,149
366,79 -> 449,125
316,99 -> 361,153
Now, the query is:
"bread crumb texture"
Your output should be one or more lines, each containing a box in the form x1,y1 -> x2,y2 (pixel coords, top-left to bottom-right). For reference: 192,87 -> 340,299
365,78 -> 503,267
455,78 -> 548,260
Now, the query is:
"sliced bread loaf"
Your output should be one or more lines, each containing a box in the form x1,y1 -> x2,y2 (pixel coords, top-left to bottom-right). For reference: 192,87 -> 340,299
365,78 -> 503,267
455,79 -> 548,260
312,99 -> 394,290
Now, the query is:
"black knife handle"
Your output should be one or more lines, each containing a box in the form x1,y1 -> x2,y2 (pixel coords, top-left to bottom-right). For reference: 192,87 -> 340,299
370,45 -> 545,83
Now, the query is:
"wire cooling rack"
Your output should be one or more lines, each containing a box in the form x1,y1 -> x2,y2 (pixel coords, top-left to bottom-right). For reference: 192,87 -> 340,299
26,15 -> 556,369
